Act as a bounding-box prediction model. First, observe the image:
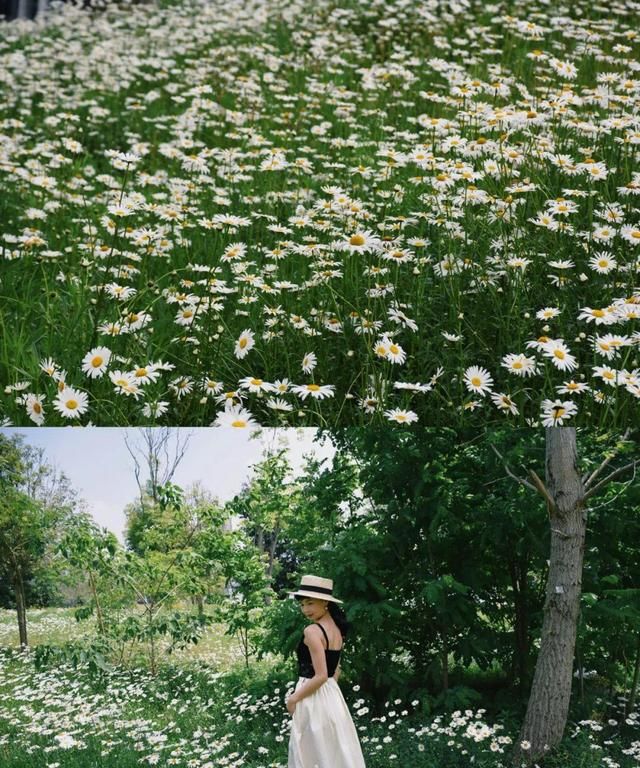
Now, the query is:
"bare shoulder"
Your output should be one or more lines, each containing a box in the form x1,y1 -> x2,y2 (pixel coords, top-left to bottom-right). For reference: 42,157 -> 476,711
303,623 -> 325,646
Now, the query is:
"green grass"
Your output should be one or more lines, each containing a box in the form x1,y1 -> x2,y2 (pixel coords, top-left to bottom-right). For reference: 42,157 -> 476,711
1,608 -> 639,767
0,0 -> 639,428
0,606 -> 245,668
1,645 -> 639,768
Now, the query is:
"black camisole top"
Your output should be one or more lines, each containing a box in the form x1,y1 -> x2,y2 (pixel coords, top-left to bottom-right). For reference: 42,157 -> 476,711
296,623 -> 342,678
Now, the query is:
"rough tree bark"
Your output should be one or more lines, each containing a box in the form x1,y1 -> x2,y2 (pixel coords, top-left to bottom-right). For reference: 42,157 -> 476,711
492,428 -> 637,765
13,565 -> 28,649
513,428 -> 586,765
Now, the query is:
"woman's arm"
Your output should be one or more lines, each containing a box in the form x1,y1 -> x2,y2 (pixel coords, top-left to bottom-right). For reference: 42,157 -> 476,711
334,662 -> 341,682
288,625 -> 328,708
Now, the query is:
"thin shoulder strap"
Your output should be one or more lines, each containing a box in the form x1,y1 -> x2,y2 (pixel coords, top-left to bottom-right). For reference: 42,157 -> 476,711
315,623 -> 329,649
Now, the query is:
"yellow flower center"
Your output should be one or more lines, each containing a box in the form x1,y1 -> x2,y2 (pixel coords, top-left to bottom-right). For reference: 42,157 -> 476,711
66,399 -> 78,409
231,420 -> 247,428
32,402 -> 42,413
307,384 -> 320,392
349,234 -> 366,246
554,349 -> 566,359
91,356 -> 103,368
135,368 -> 147,377
471,376 -> 481,387
250,378 -> 263,386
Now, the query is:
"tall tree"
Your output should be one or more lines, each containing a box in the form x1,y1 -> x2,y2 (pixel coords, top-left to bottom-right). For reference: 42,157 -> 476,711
124,427 -> 191,507
229,450 -> 298,585
0,487 -> 38,648
0,434 -> 75,647
514,429 -> 586,763
123,427 -> 191,552
494,427 -> 639,765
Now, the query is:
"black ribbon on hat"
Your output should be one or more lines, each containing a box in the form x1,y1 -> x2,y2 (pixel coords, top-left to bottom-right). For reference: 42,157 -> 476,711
300,584 -> 333,595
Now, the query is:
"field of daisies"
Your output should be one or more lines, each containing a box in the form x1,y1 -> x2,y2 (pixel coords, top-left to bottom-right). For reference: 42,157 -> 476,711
2,610 -> 640,768
1,0 -> 640,427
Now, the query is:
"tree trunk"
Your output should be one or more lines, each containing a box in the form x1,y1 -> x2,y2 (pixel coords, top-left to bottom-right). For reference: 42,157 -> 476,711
509,555 -> 530,693
627,633 -> 640,714
441,626 -> 449,693
13,566 -> 28,649
267,527 -> 279,577
149,631 -> 157,676
147,603 -> 157,676
513,428 -> 586,766
264,527 -> 279,607
88,569 -> 105,634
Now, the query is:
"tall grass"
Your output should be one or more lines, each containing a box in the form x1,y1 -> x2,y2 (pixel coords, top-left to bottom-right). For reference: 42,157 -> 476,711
1,0 -> 639,427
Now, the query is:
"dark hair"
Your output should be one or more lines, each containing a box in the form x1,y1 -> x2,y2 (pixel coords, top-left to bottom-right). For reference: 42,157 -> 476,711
328,601 -> 350,639
294,596 -> 351,638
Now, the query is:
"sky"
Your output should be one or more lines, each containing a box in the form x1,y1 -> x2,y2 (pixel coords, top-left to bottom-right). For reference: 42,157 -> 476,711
1,428 -> 335,541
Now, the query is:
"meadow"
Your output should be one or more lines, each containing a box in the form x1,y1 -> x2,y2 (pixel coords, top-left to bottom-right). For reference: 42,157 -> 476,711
1,608 -> 640,768
1,0 -> 640,428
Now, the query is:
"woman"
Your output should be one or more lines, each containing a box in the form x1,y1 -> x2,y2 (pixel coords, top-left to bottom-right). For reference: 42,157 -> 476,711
286,574 -> 367,768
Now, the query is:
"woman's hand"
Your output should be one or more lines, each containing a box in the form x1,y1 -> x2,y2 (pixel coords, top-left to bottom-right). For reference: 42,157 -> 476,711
286,696 -> 297,715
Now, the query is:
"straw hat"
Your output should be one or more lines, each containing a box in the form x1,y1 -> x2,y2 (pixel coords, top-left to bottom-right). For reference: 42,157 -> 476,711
289,574 -> 343,604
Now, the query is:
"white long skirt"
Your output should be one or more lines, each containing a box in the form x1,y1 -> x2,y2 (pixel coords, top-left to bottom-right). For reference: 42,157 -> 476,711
288,676 -> 367,768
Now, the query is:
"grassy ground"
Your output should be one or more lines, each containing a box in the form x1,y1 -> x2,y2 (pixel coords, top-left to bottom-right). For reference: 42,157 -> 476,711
0,0 -> 639,428
1,608 -> 639,767
0,606 -> 245,667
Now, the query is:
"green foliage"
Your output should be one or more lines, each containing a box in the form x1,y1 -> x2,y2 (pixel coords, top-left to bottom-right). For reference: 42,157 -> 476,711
0,433 -> 78,622
3,648 -> 639,768
54,482 -> 237,674
258,592 -> 306,660
4,426 -> 640,751
280,427 -> 640,712
34,635 -> 114,678
214,527 -> 274,668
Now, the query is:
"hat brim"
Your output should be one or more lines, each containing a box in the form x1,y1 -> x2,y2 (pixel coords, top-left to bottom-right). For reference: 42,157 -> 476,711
289,589 -> 343,604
